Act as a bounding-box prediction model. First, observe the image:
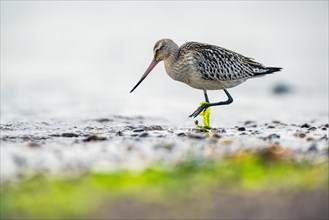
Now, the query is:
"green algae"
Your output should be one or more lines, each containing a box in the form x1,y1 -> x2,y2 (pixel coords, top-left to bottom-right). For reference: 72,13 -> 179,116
195,101 -> 211,129
1,154 -> 328,219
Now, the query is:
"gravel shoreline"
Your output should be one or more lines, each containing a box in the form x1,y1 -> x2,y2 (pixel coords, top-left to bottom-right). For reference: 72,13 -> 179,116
1,116 -> 328,180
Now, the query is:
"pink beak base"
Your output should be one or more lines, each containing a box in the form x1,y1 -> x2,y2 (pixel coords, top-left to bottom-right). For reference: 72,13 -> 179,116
130,59 -> 159,93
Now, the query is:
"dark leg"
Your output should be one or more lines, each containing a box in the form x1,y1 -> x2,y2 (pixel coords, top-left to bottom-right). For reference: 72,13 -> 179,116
189,89 -> 233,118
203,90 -> 209,103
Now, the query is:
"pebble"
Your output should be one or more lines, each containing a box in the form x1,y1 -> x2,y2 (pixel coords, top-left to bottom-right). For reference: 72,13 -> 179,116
132,128 -> 145,133
272,83 -> 292,95
308,127 -> 317,131
95,118 -> 112,123
145,125 -> 163,131
123,126 -> 135,131
139,132 -> 149,138
82,135 -> 107,142
294,131 -> 306,138
115,131 -> 124,136
187,132 -> 206,139
219,137 -> 233,145
244,120 -> 257,125
208,132 -> 222,139
61,133 -> 79,137
217,128 -> 226,133
305,136 -> 314,142
26,141 -> 40,148
237,127 -> 246,131
301,123 -> 311,128
176,132 -> 186,137
265,133 -> 281,140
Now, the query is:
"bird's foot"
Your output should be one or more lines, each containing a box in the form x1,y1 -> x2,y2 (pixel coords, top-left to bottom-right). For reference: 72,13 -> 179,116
189,102 -> 210,118
190,101 -> 211,130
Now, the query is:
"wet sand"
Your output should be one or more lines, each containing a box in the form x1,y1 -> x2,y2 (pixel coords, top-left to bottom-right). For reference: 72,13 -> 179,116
1,115 -> 328,180
1,115 -> 328,219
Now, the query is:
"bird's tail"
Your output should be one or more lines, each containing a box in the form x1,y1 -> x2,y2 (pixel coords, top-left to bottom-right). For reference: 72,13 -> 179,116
264,67 -> 282,74
252,66 -> 282,76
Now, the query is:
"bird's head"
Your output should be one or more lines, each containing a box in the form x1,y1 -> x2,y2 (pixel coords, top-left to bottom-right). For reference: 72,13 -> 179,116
130,39 -> 175,93
153,39 -> 173,62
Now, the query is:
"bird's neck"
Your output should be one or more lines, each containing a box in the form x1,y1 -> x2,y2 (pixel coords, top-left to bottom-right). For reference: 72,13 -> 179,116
164,43 -> 180,80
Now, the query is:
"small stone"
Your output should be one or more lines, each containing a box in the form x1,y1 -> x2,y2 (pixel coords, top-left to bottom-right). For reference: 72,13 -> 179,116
293,131 -> 306,138
115,131 -> 124,136
266,133 -> 280,140
139,132 -> 149,138
26,141 -> 40,148
301,123 -> 311,128
219,137 -> 232,145
308,127 -> 317,131
268,134 -> 280,139
272,83 -> 292,95
237,127 -> 246,131
217,128 -> 226,133
321,127 -> 327,131
244,120 -> 256,125
95,118 -> 112,123
123,126 -> 135,131
190,128 -> 209,133
176,132 -> 186,137
306,136 -> 314,142
145,125 -> 163,131
83,135 -> 107,142
208,132 -> 222,139
49,134 -> 61,137
267,125 -> 276,129
251,130 -> 261,135
61,133 -> 79,137
187,132 -> 206,139
132,128 -> 145,132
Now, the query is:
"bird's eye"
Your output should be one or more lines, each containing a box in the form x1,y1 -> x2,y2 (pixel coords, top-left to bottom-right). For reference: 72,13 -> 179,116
154,45 -> 164,55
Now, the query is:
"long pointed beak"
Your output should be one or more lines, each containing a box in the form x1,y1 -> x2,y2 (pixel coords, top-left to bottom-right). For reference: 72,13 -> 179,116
130,59 -> 159,93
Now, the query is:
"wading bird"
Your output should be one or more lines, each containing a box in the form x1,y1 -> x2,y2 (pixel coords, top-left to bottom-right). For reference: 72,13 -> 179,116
130,39 -> 281,118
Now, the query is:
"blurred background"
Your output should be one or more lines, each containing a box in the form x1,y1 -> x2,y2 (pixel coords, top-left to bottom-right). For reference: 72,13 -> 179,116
1,1 -> 328,126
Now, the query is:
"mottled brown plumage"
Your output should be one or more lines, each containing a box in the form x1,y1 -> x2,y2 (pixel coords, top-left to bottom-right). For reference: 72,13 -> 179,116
131,39 -> 281,118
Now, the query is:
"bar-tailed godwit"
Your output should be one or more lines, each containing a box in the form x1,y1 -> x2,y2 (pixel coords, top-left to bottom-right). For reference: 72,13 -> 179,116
130,39 -> 281,118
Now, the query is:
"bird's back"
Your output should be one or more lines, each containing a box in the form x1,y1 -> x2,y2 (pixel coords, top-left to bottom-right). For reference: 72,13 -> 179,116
178,42 -> 280,83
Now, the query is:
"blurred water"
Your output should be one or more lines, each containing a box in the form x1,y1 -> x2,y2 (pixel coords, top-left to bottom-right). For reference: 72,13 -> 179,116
1,1 -> 328,127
